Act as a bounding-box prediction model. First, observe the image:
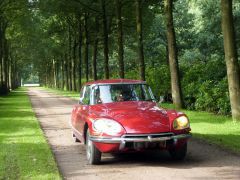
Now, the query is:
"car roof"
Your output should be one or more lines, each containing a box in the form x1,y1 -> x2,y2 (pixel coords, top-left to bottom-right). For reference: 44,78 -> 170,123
85,79 -> 146,86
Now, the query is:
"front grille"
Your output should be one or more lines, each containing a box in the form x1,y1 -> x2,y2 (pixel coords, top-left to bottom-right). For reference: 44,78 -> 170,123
122,132 -> 174,139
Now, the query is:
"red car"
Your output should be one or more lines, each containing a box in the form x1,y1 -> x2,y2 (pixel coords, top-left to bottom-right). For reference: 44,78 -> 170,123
70,79 -> 191,164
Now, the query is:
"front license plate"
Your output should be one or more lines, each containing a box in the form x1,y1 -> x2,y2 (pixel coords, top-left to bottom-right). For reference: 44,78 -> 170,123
158,141 -> 166,148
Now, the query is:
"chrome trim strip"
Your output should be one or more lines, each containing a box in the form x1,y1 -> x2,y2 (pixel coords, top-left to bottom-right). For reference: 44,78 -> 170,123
122,132 -> 174,137
91,82 -> 147,86
89,133 -> 191,144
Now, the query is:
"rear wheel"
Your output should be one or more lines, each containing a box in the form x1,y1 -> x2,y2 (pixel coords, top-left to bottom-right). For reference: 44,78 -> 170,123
169,143 -> 187,160
86,129 -> 101,164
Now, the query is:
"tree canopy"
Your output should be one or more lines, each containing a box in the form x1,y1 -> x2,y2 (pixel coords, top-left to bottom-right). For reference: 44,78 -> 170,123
0,0 -> 240,120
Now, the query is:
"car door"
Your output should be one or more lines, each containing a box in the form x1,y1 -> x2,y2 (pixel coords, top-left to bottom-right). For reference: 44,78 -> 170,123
75,85 -> 91,136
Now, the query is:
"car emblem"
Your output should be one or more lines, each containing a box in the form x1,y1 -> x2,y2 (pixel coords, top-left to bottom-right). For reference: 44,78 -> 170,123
148,135 -> 152,142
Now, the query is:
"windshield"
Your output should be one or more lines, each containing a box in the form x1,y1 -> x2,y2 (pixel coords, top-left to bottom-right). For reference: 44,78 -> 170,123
93,84 -> 155,104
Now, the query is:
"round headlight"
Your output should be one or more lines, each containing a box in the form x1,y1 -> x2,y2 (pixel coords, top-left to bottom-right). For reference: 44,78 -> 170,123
92,118 -> 124,136
173,116 -> 190,130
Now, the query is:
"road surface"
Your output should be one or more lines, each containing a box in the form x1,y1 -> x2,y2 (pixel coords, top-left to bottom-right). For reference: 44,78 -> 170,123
28,88 -> 240,180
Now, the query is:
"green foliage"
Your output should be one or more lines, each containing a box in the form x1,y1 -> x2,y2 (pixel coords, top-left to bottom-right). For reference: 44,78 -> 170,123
2,0 -> 240,115
181,55 -> 230,114
194,79 -> 230,114
146,65 -> 170,99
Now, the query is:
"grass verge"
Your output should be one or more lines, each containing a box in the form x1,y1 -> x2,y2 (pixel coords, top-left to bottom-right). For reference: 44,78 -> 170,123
161,103 -> 240,153
0,88 -> 61,179
40,87 -> 79,100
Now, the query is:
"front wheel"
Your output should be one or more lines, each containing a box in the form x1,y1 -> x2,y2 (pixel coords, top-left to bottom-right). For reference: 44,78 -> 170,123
86,129 -> 102,165
169,143 -> 187,160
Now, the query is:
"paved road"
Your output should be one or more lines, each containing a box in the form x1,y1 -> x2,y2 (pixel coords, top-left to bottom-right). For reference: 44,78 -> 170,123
28,88 -> 240,180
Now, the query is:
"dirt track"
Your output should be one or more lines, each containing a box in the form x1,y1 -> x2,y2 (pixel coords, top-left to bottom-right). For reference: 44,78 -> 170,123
28,88 -> 240,180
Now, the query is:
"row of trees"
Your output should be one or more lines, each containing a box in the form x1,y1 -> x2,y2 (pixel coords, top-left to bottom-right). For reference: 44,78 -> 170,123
36,0 -> 149,91
0,0 -> 240,121
0,0 -> 30,94
34,0 -> 184,109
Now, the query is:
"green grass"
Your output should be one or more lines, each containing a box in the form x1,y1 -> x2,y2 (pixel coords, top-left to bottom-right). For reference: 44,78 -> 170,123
0,88 -> 61,180
40,87 -> 79,100
161,103 -> 240,153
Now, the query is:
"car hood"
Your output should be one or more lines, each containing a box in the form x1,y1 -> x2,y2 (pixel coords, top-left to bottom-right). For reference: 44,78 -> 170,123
90,101 -> 170,134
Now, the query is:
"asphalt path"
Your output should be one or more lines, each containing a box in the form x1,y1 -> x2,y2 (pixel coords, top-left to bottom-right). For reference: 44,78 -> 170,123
28,88 -> 240,180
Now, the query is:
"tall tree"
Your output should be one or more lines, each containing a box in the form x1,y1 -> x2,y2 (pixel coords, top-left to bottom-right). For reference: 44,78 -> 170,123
83,12 -> 89,82
101,0 -> 109,79
164,0 -> 183,109
221,0 -> 240,121
92,17 -> 99,81
78,18 -> 82,90
135,0 -> 145,81
116,0 -> 124,78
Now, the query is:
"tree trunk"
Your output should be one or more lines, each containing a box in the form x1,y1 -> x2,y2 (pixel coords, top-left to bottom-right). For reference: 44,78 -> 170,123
73,37 -> 77,91
116,0 -> 124,78
78,19 -> 82,90
65,53 -> 69,90
68,26 -> 73,91
3,34 -> 9,92
101,0 -> 109,79
221,0 -> 240,121
92,17 -> 99,81
0,28 -> 3,90
135,0 -> 145,81
52,58 -> 57,88
61,56 -> 65,90
83,13 -> 89,82
164,0 -> 184,109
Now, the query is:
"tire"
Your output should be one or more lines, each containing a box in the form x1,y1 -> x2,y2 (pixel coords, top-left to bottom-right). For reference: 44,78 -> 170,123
86,129 -> 102,165
72,132 -> 80,142
169,143 -> 187,161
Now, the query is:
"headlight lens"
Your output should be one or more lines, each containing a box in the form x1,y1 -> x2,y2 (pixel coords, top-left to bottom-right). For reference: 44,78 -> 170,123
92,118 -> 124,136
173,116 -> 190,130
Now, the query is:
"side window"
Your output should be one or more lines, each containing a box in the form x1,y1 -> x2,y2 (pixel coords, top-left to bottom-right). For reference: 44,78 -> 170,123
82,86 -> 91,105
79,86 -> 85,104
80,86 -> 85,99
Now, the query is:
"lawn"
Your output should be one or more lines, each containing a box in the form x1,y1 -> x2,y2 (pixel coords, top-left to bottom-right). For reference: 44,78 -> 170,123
0,88 -> 61,179
161,103 -> 240,153
40,87 -> 79,100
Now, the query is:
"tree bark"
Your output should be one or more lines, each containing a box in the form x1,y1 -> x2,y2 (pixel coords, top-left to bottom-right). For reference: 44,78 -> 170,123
92,17 -> 99,81
78,19 -> 82,90
68,26 -> 72,91
61,55 -> 65,90
221,0 -> 240,121
65,53 -> 69,90
73,37 -> 77,91
0,26 -> 3,90
3,33 -> 9,92
101,0 -> 109,79
116,0 -> 124,78
135,0 -> 145,81
52,58 -> 57,88
83,13 -> 89,82
164,0 -> 184,109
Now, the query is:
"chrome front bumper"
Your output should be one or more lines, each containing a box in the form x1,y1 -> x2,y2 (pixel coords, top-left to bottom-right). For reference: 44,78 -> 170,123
90,133 -> 191,150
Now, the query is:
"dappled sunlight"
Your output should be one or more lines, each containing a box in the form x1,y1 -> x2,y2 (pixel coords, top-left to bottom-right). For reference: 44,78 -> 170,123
0,88 -> 61,179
